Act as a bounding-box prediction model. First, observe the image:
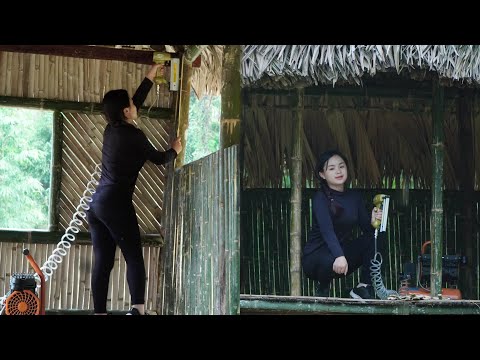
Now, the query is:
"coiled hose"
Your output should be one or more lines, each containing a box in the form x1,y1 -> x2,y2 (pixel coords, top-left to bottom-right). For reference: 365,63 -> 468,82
1,164 -> 101,314
37,164 -> 102,282
370,228 -> 398,299
369,195 -> 398,299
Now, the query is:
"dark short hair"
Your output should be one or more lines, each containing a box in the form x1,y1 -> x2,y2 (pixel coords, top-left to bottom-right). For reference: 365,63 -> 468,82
314,149 -> 349,181
102,89 -> 130,125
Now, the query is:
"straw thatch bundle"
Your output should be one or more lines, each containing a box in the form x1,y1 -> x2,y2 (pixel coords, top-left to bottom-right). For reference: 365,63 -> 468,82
242,45 -> 480,89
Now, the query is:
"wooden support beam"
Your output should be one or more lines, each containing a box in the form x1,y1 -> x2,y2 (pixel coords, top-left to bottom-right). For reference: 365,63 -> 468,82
430,78 -> 445,297
0,95 -> 173,120
246,84 -> 461,100
0,45 -> 202,67
289,87 -> 304,296
0,45 -> 160,65
49,111 -> 63,231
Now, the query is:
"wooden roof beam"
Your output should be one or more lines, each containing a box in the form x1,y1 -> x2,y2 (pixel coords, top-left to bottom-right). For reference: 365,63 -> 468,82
0,45 -> 162,64
0,45 -> 203,67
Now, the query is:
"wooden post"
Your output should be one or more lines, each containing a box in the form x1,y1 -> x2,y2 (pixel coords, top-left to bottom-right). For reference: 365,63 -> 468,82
457,88 -> 475,299
49,111 -> 63,231
220,45 -> 242,148
289,87 -> 304,296
174,56 -> 193,169
431,79 -> 445,297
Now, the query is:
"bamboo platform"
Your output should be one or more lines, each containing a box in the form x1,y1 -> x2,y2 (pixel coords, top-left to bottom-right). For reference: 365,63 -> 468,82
240,294 -> 480,315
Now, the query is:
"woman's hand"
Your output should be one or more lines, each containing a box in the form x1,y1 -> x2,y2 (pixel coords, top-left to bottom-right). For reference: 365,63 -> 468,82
171,136 -> 183,154
371,207 -> 383,227
333,256 -> 348,276
146,64 -> 165,82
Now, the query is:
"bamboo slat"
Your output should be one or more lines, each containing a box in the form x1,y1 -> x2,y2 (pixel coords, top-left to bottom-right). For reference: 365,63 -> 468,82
0,52 -> 6,95
11,52 -> 18,96
5,52 -> 12,96
0,52 -> 173,107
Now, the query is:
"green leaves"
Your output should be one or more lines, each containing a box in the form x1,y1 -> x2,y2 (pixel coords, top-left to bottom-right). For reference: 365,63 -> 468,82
0,107 -> 53,230
184,93 -> 220,164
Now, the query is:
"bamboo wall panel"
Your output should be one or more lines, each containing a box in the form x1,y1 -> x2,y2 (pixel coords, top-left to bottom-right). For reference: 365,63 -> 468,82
59,112 -> 173,234
158,146 -> 240,315
0,51 -> 172,108
241,189 -> 480,300
0,241 -> 161,311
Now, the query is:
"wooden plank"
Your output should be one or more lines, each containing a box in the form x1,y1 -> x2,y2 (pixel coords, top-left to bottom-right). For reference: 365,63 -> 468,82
0,95 -> 173,119
0,45 -> 167,65
240,294 -> 480,315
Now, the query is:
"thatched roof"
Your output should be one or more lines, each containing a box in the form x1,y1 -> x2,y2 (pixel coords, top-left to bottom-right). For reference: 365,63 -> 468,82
243,90 -> 480,190
241,45 -> 480,89
191,45 -> 223,98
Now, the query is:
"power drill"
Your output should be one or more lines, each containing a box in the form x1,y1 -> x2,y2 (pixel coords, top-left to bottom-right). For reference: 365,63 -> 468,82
152,52 -> 171,86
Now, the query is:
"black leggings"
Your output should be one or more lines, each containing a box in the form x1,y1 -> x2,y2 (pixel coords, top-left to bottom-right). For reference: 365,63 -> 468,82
87,190 -> 145,313
302,233 -> 382,286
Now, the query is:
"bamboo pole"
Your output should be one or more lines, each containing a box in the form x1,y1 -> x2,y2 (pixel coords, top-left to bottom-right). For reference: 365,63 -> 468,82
49,111 -> 64,231
430,78 -> 445,297
174,56 -> 193,169
289,87 -> 304,296
220,45 -> 242,149
240,295 -> 480,315
0,95 -> 173,119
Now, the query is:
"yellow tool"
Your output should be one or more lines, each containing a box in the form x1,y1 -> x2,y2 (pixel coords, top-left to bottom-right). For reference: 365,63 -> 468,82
371,194 -> 388,229
152,52 -> 171,85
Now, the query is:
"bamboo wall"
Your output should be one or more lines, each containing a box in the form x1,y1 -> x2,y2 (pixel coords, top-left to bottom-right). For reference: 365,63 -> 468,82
240,189 -> 480,300
0,241 -> 161,311
0,51 -> 172,108
158,146 -> 240,315
59,111 -> 173,234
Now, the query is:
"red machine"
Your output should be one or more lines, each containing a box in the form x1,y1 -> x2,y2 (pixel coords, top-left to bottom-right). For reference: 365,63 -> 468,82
398,241 -> 465,300
1,249 -> 45,315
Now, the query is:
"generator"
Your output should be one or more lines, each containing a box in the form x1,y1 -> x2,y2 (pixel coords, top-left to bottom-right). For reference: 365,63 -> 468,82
0,249 -> 45,315
398,241 -> 467,299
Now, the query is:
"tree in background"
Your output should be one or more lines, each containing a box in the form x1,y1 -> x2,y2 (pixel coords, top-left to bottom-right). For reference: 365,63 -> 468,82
184,93 -> 220,164
0,107 -> 53,230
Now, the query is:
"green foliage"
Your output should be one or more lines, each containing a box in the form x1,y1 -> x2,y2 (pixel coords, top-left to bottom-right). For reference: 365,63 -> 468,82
184,93 -> 220,164
0,107 -> 53,230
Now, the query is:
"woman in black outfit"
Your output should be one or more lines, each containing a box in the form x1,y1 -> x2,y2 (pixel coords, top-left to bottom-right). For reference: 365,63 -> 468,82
302,149 -> 383,299
87,64 -> 182,315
